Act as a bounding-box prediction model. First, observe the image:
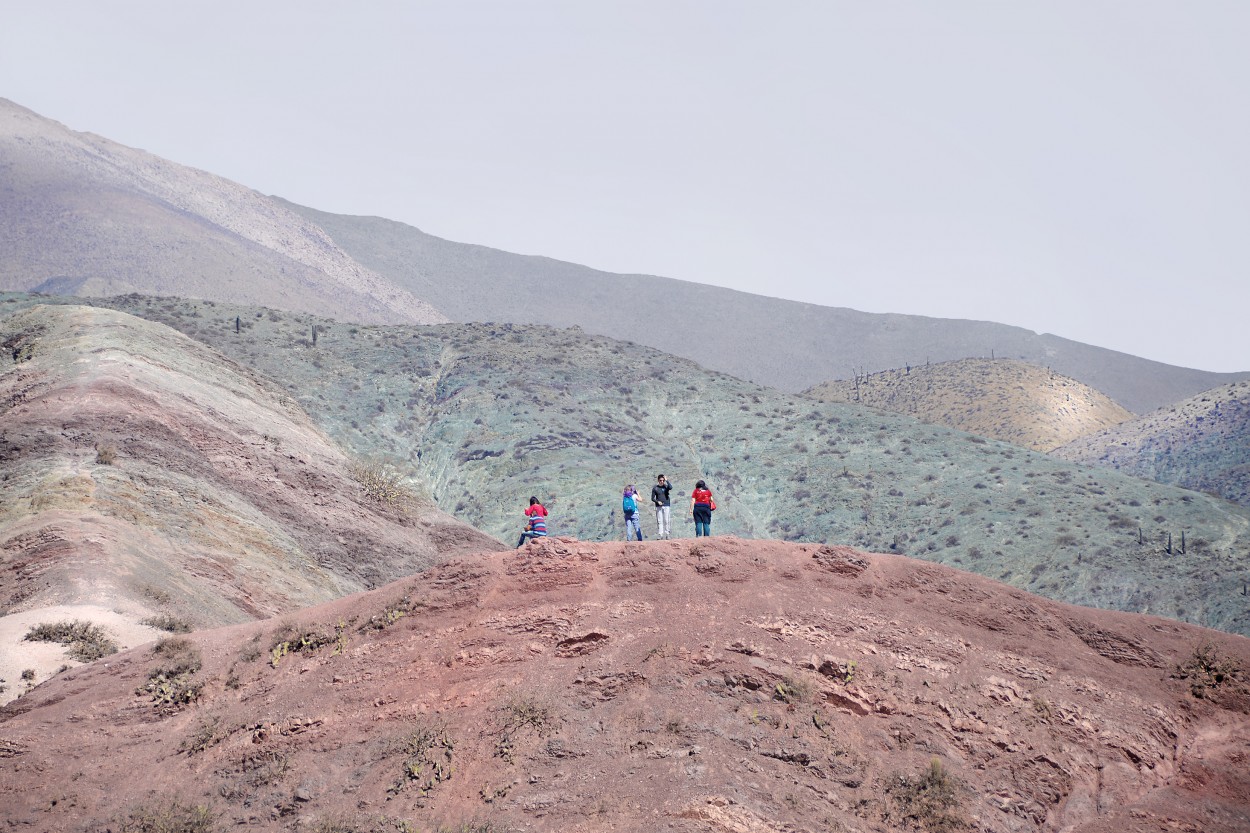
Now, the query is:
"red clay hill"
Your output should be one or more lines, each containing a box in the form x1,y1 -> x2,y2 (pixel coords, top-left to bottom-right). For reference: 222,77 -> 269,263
2,536 -> 1248,833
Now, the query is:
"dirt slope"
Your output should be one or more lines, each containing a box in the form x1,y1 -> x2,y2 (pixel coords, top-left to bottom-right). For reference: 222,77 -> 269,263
0,304 -> 501,702
1053,381 -> 1250,509
1,537 -> 1247,832
0,98 -> 445,325
805,358 -> 1134,452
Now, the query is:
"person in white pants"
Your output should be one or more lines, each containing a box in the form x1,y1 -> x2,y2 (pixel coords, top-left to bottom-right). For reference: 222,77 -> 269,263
651,474 -> 673,539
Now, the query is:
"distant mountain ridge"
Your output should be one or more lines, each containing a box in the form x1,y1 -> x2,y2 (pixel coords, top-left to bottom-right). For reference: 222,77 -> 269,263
281,200 -> 1250,414
2,97 -> 1244,415
804,358 -> 1135,452
0,98 -> 446,325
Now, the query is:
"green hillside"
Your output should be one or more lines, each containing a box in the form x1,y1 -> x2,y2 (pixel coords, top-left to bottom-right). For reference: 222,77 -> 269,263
5,292 -> 1249,636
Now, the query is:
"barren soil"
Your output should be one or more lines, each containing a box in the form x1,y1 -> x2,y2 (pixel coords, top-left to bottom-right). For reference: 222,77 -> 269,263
2,537 -> 1247,833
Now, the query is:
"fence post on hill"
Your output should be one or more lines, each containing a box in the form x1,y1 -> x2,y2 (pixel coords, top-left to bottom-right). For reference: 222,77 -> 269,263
1180,531 -> 1186,554
235,316 -> 240,334
1166,532 -> 1173,555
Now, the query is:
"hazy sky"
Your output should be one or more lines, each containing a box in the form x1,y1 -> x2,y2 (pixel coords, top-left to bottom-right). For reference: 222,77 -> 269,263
4,2 -> 1248,371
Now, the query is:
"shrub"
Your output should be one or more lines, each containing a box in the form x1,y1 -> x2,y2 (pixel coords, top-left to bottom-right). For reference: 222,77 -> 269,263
269,621 -> 346,667
117,798 -> 217,832
24,620 -> 118,662
141,614 -> 193,633
143,637 -> 204,706
886,758 -> 966,832
351,460 -> 408,504
95,444 -> 118,465
1172,643 -> 1243,699
390,725 -> 455,798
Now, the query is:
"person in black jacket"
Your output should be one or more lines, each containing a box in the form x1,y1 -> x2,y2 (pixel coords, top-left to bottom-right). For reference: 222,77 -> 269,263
651,474 -> 673,539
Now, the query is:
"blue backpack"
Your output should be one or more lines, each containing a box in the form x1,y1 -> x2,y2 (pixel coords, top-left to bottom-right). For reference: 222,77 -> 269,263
622,493 -> 637,513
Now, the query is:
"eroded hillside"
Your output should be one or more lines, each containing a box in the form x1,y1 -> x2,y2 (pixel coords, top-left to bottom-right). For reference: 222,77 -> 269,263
0,304 -> 501,701
1053,381 -> 1250,509
804,358 -> 1134,452
1,538 -> 1247,832
5,294 -> 1248,637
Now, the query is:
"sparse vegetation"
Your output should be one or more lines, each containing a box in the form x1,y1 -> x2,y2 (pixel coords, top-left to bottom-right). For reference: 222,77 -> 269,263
389,725 -> 455,799
1173,642 -> 1243,699
142,637 -> 203,706
885,758 -> 966,832
95,443 -> 118,464
24,620 -> 118,662
180,715 -> 226,755
361,598 -> 418,631
495,698 -> 556,763
774,676 -> 813,704
141,614 -> 193,633
116,798 -> 217,833
269,620 -> 348,667
351,460 -> 408,504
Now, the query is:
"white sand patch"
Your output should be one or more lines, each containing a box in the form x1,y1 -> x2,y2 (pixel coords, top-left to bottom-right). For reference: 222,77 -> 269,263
0,604 -> 166,705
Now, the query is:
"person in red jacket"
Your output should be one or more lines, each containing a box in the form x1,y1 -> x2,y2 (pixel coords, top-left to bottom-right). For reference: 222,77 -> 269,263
517,496 -> 548,547
690,479 -> 714,537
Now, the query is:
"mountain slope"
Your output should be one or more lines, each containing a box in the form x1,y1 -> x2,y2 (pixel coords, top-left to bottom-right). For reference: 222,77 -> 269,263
1053,381 -> 1250,508
0,303 -> 501,701
11,292 -> 1249,636
804,358 -> 1134,452
2,538 -> 1248,832
281,200 -> 1250,413
0,98 -> 445,325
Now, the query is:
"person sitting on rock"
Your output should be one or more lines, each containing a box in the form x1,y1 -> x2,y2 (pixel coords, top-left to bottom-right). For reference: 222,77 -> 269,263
517,496 -> 548,547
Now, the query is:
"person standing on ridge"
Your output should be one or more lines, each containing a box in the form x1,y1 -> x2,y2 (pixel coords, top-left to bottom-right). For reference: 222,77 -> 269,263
622,485 -> 644,541
517,496 -> 548,547
651,474 -> 672,539
690,479 -> 714,537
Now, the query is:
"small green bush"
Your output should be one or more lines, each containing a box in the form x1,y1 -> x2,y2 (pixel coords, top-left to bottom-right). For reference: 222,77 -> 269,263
142,637 -> 204,706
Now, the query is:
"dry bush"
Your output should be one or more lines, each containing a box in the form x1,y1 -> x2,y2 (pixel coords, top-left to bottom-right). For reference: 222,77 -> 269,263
117,798 -> 217,832
350,460 -> 408,504
885,758 -> 966,832
95,444 -> 118,465
23,620 -> 118,662
1173,642 -> 1244,699
141,614 -> 193,633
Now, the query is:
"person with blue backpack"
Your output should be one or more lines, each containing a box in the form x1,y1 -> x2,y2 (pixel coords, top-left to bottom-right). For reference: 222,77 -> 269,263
517,496 -> 548,547
622,485 -> 644,541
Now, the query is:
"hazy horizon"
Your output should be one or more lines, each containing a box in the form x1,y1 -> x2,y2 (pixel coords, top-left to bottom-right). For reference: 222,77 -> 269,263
3,2 -> 1248,372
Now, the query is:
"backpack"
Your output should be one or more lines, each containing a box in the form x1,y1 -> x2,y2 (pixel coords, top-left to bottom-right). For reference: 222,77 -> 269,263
622,493 -> 637,513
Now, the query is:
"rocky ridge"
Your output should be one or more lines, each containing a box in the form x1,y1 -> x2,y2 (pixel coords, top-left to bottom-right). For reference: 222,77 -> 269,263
1,537 -> 1247,832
